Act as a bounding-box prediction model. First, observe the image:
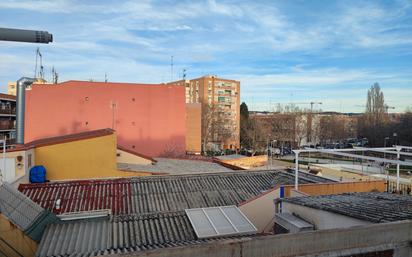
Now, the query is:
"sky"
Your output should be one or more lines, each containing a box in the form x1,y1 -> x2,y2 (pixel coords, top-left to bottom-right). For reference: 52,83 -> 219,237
0,0 -> 411,113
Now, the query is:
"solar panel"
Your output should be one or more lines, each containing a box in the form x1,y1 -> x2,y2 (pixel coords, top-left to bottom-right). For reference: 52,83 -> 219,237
185,205 -> 257,239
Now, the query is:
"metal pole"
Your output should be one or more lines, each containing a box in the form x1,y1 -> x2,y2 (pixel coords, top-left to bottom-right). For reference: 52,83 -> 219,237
397,148 -> 400,191
295,152 -> 299,190
0,140 -> 5,185
266,140 -> 270,169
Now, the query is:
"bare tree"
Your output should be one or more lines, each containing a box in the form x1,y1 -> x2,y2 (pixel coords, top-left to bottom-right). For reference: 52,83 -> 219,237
243,116 -> 265,155
202,103 -> 233,152
268,104 -> 309,147
202,103 -> 216,152
359,83 -> 389,146
365,83 -> 387,126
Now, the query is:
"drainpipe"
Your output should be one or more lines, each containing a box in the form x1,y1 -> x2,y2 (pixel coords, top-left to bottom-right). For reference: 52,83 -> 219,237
295,151 -> 299,190
16,77 -> 35,144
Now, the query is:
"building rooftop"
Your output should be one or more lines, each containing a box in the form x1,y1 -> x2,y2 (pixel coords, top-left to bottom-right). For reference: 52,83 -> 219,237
283,192 -> 412,223
36,211 -> 251,257
38,80 -> 167,87
0,183 -> 58,241
118,157 -> 233,174
8,128 -> 115,152
19,170 -> 332,216
117,145 -> 157,163
214,154 -> 245,161
0,92 -> 16,101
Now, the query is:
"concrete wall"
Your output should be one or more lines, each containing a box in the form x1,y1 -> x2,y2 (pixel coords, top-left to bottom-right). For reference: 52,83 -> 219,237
185,103 -> 201,154
115,220 -> 412,257
239,188 -> 280,233
281,202 -> 372,230
313,164 -> 379,182
116,149 -> 153,165
4,148 -> 35,185
25,81 -> 186,157
283,180 -> 386,197
0,214 -> 37,257
34,133 -> 149,180
237,181 -> 383,234
222,155 -> 268,169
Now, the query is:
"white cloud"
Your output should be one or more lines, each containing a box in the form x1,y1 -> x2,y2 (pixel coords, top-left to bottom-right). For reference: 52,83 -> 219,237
1,0 -> 411,113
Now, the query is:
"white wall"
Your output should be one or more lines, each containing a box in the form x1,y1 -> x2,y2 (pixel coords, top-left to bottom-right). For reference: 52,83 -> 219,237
239,188 -> 280,233
0,158 -> 16,183
282,202 -> 372,230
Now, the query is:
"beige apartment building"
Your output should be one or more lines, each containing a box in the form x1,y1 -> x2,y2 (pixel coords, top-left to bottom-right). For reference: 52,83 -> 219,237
171,75 -> 240,153
8,79 -> 48,96
8,82 -> 16,96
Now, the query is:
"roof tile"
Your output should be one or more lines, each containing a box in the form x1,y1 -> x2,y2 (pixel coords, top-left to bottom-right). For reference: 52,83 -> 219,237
283,192 -> 412,223
20,170 -> 332,216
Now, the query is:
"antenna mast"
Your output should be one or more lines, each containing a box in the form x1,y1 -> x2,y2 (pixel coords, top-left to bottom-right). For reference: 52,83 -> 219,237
34,48 -> 44,80
51,66 -> 58,84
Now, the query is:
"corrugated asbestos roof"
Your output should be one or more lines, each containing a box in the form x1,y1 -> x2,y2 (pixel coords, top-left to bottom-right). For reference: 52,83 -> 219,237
283,192 -> 412,223
19,170 -> 332,215
0,183 -> 44,230
33,171 -> 333,257
0,183 -> 59,241
37,211 -> 248,257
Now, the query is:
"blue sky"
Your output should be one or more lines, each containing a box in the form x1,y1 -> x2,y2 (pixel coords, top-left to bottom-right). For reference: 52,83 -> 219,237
0,0 -> 411,112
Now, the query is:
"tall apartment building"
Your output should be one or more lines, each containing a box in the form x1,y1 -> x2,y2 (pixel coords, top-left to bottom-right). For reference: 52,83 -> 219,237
0,93 -> 16,146
171,75 -> 240,152
7,82 -> 16,96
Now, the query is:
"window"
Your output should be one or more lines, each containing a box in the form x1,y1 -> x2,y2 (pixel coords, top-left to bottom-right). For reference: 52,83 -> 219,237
274,223 -> 289,234
218,96 -> 225,102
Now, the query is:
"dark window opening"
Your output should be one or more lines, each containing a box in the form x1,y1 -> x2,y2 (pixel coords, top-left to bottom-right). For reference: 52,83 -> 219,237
273,223 -> 289,235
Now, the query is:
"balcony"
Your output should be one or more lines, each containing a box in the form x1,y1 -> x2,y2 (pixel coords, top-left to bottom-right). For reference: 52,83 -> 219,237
6,138 -> 16,145
0,108 -> 16,115
0,123 -> 15,131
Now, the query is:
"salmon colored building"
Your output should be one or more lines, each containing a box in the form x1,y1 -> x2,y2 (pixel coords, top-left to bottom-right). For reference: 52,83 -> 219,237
24,81 -> 186,157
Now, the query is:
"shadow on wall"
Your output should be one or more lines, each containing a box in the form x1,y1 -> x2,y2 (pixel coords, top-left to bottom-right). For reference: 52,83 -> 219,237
117,134 -> 186,157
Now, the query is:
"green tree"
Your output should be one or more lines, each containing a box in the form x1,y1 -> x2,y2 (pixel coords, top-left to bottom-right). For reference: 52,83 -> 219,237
240,102 -> 251,149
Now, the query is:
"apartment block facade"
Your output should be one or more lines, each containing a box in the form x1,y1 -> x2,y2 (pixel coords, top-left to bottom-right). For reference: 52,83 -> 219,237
171,76 -> 240,152
0,93 -> 16,147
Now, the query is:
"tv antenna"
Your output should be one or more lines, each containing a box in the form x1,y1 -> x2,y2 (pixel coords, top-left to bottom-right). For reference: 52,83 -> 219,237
51,66 -> 58,84
34,47 -> 44,80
